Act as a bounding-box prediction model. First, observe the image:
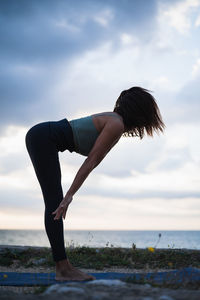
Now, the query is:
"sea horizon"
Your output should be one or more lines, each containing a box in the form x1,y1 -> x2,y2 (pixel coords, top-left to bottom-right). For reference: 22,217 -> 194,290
1,229 -> 200,231
1,229 -> 200,250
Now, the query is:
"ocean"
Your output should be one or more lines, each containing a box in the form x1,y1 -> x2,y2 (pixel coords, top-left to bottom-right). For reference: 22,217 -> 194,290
0,230 -> 200,249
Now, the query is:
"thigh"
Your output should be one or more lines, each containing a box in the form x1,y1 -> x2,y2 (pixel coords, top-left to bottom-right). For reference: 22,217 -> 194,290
25,122 -> 64,211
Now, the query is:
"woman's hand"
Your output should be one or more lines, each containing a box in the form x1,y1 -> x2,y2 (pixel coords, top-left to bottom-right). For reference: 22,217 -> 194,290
52,194 -> 73,220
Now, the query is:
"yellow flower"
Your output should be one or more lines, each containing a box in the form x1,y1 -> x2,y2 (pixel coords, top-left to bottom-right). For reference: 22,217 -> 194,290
168,262 -> 173,267
147,247 -> 155,252
3,274 -> 8,278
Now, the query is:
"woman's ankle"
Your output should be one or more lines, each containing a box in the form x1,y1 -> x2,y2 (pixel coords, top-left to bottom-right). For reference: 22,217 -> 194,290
56,258 -> 72,269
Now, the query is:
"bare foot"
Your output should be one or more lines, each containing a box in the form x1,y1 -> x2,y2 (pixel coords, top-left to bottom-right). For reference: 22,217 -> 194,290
55,259 -> 96,281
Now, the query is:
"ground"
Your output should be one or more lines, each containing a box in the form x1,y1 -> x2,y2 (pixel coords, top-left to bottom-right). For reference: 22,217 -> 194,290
0,245 -> 200,299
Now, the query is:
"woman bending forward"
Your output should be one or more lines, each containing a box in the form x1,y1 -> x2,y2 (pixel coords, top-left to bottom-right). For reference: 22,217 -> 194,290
25,86 -> 165,281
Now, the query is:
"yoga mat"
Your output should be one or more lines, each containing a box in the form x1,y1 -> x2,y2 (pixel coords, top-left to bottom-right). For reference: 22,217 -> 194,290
0,267 -> 200,286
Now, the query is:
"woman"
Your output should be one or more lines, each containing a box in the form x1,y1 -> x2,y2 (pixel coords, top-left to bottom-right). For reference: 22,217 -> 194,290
25,86 -> 165,282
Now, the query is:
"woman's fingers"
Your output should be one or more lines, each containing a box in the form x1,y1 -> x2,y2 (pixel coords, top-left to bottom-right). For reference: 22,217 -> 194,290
52,202 -> 65,215
52,206 -> 62,220
54,208 -> 64,220
53,204 -> 69,220
52,206 -> 60,215
52,195 -> 73,220
63,207 -> 68,220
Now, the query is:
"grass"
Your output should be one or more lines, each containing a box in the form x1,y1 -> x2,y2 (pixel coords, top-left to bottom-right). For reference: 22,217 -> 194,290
0,244 -> 200,270
0,247 -> 52,267
0,242 -> 200,292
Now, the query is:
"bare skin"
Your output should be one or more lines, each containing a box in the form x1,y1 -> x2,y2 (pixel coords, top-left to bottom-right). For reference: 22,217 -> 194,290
91,111 -> 125,134
54,111 -> 125,281
55,258 -> 96,281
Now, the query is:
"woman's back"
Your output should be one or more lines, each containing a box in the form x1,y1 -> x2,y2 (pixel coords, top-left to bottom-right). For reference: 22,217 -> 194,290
69,112 -> 124,156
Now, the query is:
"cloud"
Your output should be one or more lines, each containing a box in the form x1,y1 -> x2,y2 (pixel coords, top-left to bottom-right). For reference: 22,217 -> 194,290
1,194 -> 200,230
1,0 -> 199,132
0,0 -> 158,129
0,188 -> 42,212
53,19 -> 81,33
1,0 -> 200,230
78,154 -> 200,201
192,57 -> 200,77
159,0 -> 200,34
174,74 -> 200,123
93,8 -> 114,27
195,13 -> 200,26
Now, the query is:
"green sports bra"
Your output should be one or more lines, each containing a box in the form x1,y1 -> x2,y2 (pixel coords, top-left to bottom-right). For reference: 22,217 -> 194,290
69,115 -> 99,156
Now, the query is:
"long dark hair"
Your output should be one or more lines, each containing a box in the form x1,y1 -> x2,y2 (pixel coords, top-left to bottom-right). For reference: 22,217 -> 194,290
113,86 -> 166,139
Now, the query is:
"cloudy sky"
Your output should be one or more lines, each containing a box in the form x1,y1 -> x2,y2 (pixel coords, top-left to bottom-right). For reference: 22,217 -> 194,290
0,0 -> 200,230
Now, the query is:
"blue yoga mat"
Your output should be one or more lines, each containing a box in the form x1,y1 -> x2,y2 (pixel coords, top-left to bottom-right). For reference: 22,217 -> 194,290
0,267 -> 200,286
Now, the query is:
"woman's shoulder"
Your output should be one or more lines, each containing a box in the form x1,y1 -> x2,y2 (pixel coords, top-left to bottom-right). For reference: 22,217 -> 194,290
91,111 -> 122,119
91,111 -> 124,133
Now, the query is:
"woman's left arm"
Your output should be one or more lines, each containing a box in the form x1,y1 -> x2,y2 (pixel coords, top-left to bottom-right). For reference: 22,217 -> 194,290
52,120 -> 124,221
52,158 -> 99,220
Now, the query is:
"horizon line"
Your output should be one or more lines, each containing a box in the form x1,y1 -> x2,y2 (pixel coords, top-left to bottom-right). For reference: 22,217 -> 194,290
0,228 -> 200,231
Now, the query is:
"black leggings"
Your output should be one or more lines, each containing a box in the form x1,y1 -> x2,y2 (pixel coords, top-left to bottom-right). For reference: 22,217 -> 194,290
25,118 -> 75,262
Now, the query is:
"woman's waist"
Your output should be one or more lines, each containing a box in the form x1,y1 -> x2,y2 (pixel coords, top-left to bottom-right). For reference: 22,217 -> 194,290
49,118 -> 75,152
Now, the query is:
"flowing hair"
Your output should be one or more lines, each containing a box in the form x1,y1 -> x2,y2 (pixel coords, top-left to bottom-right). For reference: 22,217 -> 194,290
113,86 -> 166,139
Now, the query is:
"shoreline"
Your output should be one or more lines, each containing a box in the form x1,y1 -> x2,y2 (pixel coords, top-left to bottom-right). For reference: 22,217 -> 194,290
1,244 -> 200,250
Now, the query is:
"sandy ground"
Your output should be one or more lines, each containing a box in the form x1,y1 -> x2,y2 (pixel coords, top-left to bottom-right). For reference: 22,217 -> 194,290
0,264 -> 174,273
0,264 -> 175,294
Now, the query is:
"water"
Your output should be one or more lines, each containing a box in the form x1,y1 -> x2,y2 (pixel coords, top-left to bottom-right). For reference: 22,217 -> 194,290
0,230 -> 199,249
